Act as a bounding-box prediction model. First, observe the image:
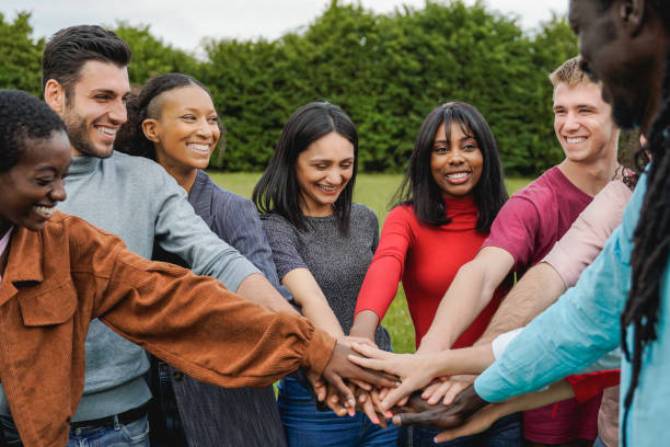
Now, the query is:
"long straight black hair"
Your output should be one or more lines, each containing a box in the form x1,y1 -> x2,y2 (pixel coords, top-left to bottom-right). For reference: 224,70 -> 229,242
252,102 -> 359,234
394,101 -> 507,232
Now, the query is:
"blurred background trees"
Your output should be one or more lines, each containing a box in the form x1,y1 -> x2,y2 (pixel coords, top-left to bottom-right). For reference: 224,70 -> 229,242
0,0 -> 579,175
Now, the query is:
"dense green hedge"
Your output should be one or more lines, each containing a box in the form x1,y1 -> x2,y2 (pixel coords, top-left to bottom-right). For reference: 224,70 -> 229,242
0,1 -> 578,175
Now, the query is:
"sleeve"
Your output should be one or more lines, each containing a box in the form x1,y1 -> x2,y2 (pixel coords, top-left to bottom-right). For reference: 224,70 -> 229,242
566,370 -> 620,402
491,327 -> 524,360
76,223 -> 336,387
213,194 -> 287,296
543,181 -> 632,287
262,214 -> 307,280
482,195 -> 541,269
474,175 -> 646,403
355,206 -> 414,319
151,171 -> 259,292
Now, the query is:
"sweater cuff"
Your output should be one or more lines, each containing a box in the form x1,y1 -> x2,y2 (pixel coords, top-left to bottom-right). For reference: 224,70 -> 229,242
302,328 -> 337,376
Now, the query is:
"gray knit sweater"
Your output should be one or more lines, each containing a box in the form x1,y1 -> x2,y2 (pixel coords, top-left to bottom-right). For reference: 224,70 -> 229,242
262,205 -> 391,350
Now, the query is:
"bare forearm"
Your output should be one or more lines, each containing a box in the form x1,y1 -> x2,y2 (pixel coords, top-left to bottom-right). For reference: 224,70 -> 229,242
487,380 -> 573,415
476,263 -> 565,345
301,299 -> 345,338
350,310 -> 380,341
432,344 -> 496,377
236,273 -> 298,314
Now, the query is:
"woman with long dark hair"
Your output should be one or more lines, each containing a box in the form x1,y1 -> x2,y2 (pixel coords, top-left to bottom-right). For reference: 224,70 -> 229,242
350,102 -> 520,446
115,73 -> 288,447
253,101 -> 398,446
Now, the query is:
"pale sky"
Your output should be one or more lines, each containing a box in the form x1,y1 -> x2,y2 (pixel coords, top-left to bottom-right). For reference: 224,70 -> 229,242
1,1 -> 568,53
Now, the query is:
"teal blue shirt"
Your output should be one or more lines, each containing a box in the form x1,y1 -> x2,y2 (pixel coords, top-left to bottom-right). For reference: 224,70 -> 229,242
475,173 -> 670,446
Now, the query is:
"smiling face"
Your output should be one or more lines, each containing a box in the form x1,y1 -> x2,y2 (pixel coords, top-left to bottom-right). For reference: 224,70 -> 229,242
568,0 -> 663,131
57,60 -> 130,158
295,131 -> 355,216
553,81 -> 619,164
0,131 -> 71,232
430,121 -> 483,199
143,85 -> 221,171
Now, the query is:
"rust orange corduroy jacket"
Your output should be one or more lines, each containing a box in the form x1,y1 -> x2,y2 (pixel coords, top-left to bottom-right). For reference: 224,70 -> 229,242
0,212 -> 335,446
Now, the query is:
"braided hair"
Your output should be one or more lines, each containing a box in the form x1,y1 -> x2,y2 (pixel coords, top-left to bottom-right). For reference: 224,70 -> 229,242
620,53 -> 670,447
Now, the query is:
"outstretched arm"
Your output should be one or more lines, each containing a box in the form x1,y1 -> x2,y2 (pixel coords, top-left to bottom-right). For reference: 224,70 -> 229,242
419,247 -> 514,352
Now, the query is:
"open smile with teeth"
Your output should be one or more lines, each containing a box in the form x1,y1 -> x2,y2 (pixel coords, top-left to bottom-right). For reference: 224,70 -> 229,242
33,205 -> 55,219
317,184 -> 339,193
187,143 -> 211,154
444,171 -> 472,185
95,126 -> 117,137
565,136 -> 587,144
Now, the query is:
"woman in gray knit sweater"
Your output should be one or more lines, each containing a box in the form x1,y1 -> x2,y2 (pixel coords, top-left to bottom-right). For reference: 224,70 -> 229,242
253,102 -> 398,447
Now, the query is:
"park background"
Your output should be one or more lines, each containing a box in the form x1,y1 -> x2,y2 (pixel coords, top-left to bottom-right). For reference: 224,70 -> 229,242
0,0 -> 634,352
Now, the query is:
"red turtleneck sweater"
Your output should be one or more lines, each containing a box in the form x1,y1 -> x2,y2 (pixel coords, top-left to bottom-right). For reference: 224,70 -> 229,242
355,196 -> 510,348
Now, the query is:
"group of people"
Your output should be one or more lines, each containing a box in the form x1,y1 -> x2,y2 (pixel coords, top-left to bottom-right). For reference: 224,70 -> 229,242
0,0 -> 668,446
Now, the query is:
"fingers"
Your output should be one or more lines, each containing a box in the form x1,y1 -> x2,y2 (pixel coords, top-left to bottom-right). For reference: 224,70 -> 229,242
433,406 -> 497,443
442,380 -> 468,406
306,372 -> 327,402
325,386 -> 349,416
350,378 -> 372,391
370,388 -> 393,420
425,380 -> 452,405
351,342 -> 389,359
381,378 -> 423,411
347,365 -> 398,389
327,373 -> 357,410
358,390 -> 381,426
347,354 -> 390,373
391,409 -> 440,427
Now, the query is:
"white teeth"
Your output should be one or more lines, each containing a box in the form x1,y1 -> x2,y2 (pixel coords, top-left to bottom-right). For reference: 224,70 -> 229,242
96,127 -> 117,137
33,206 -> 55,219
318,184 -> 337,192
566,137 -> 587,144
446,172 -> 469,180
187,144 -> 210,153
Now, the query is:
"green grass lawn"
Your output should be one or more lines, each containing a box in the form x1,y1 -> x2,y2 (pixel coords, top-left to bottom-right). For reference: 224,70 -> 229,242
209,171 -> 530,353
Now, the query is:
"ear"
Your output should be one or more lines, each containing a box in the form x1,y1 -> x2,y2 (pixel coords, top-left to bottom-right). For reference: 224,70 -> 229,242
43,79 -> 66,116
618,0 -> 645,36
141,118 -> 161,144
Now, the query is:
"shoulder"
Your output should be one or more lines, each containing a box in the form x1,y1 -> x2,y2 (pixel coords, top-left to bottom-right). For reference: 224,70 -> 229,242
352,204 -> 377,220
510,167 -> 561,204
51,211 -> 125,252
108,151 -> 179,190
261,211 -> 294,230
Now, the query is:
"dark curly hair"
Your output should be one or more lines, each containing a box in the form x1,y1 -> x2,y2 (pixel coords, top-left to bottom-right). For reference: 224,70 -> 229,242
42,25 -> 131,99
115,73 -> 214,160
0,90 -> 67,173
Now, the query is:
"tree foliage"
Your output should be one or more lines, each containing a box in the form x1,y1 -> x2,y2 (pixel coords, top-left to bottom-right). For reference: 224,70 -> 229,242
0,2 -> 578,175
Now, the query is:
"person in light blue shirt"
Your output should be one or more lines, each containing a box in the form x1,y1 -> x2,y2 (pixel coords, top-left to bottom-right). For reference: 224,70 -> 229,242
381,1 -> 670,446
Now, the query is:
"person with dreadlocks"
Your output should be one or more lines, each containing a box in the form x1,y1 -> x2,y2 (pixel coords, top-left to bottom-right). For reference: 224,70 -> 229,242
375,1 -> 670,446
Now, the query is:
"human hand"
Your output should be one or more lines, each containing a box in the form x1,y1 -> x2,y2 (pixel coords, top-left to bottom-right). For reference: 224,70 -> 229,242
316,341 -> 398,409
433,403 -> 504,443
392,385 -> 487,431
348,343 -> 439,410
421,375 -> 476,405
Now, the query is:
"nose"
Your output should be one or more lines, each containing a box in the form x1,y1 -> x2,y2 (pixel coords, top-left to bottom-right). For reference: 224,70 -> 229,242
49,179 -> 67,203
325,168 -> 345,185
563,111 -> 581,132
196,118 -> 215,140
447,148 -> 466,166
108,98 -> 128,125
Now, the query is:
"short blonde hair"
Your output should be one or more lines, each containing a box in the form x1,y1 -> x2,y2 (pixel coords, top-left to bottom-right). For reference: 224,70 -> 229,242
549,56 -> 597,87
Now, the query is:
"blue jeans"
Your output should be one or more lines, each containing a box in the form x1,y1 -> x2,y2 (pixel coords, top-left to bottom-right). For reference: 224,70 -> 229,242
278,376 -> 398,447
399,413 -> 522,447
0,413 -> 150,447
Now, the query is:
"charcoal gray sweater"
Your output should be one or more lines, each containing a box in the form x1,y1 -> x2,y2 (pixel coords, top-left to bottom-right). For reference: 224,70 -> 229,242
262,205 -> 391,350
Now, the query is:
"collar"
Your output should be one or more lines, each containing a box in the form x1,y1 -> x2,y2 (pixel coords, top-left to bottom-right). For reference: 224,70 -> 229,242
67,154 -> 102,176
0,226 -> 44,306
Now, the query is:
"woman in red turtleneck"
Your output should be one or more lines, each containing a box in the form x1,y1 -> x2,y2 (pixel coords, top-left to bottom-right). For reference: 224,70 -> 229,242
350,102 -> 518,446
